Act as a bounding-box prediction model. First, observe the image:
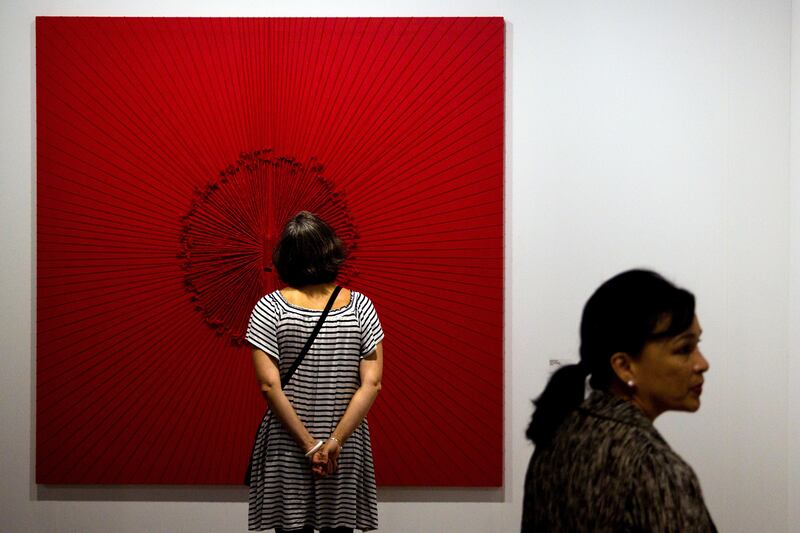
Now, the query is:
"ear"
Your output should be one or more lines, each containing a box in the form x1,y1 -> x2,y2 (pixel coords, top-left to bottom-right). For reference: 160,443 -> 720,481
609,351 -> 635,384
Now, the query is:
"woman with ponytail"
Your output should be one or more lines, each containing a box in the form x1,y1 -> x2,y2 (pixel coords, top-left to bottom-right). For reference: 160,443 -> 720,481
521,270 -> 717,532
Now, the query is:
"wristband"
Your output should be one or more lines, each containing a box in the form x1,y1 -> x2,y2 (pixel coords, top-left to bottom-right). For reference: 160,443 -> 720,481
329,435 -> 342,447
305,440 -> 324,457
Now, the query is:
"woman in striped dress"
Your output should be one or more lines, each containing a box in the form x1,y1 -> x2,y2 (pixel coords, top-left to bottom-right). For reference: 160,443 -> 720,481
246,212 -> 383,532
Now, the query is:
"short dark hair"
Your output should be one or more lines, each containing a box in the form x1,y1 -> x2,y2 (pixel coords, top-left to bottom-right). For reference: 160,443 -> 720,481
272,211 -> 346,287
526,269 -> 695,446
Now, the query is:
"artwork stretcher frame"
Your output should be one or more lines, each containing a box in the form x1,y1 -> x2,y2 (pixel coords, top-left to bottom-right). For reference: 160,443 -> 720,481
36,16 -> 505,486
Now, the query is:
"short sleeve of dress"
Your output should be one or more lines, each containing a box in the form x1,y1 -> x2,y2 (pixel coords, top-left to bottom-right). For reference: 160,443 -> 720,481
354,292 -> 384,357
245,294 -> 280,360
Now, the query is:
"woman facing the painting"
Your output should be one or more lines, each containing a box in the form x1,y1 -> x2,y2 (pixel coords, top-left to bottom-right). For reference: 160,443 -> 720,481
245,211 -> 383,533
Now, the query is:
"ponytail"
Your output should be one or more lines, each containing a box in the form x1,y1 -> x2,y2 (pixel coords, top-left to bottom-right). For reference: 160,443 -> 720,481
525,363 -> 587,447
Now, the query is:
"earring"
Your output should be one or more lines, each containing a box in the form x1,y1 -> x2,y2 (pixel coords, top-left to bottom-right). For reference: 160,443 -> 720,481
627,380 -> 635,388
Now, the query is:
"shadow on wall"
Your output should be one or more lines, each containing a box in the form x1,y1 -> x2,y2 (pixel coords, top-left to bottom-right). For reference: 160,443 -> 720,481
35,486 -> 503,504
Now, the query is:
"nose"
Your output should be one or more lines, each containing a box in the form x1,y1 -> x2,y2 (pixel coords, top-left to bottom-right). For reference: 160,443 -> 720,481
694,348 -> 710,373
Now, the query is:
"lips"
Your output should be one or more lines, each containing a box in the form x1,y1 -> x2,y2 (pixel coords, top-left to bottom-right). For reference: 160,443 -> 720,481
690,383 -> 704,395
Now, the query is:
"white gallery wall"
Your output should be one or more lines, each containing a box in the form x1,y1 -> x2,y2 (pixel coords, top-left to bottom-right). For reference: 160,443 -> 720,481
790,1 -> 800,530
0,0 -> 796,532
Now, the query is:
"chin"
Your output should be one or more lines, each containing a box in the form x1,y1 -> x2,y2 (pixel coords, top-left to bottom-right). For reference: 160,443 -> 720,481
683,399 -> 701,412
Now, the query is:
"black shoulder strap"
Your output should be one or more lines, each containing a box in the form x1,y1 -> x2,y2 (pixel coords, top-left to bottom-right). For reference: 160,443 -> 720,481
280,285 -> 342,388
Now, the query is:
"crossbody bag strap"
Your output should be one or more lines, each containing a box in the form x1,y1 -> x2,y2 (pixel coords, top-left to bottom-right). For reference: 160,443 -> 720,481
280,285 -> 342,388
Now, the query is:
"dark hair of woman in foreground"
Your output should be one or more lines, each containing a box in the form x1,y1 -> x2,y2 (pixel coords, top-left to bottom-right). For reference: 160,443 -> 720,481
521,269 -> 717,532
246,211 -> 384,533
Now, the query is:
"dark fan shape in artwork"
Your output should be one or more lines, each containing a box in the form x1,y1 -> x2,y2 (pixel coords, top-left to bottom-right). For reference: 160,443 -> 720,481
37,17 -> 504,486
179,150 -> 357,343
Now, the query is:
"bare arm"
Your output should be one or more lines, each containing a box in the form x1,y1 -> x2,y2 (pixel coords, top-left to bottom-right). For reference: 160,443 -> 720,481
252,348 -> 318,454
314,342 -> 383,474
333,341 -> 383,442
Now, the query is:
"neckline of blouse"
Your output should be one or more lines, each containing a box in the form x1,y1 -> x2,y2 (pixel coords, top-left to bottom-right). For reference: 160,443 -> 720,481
275,288 -> 355,314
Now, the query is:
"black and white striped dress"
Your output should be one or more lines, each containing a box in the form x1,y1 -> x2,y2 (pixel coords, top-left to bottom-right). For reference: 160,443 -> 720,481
245,289 -> 383,532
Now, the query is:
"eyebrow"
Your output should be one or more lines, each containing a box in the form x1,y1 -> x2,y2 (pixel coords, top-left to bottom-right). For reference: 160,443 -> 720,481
674,329 -> 703,342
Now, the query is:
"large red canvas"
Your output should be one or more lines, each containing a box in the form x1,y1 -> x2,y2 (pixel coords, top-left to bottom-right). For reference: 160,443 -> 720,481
36,17 -> 504,486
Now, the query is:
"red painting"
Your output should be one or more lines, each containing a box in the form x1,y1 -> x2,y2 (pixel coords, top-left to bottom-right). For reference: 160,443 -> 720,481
36,17 -> 504,486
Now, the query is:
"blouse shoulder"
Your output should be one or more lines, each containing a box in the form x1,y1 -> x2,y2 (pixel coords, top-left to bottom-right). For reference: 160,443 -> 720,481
253,290 -> 284,314
627,430 -> 713,532
350,290 -> 366,302
348,290 -> 384,356
245,291 -> 285,358
350,290 -> 376,311
633,434 -> 698,487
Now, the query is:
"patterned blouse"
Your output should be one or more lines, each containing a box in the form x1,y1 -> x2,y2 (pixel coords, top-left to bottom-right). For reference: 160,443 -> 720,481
522,391 -> 717,533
